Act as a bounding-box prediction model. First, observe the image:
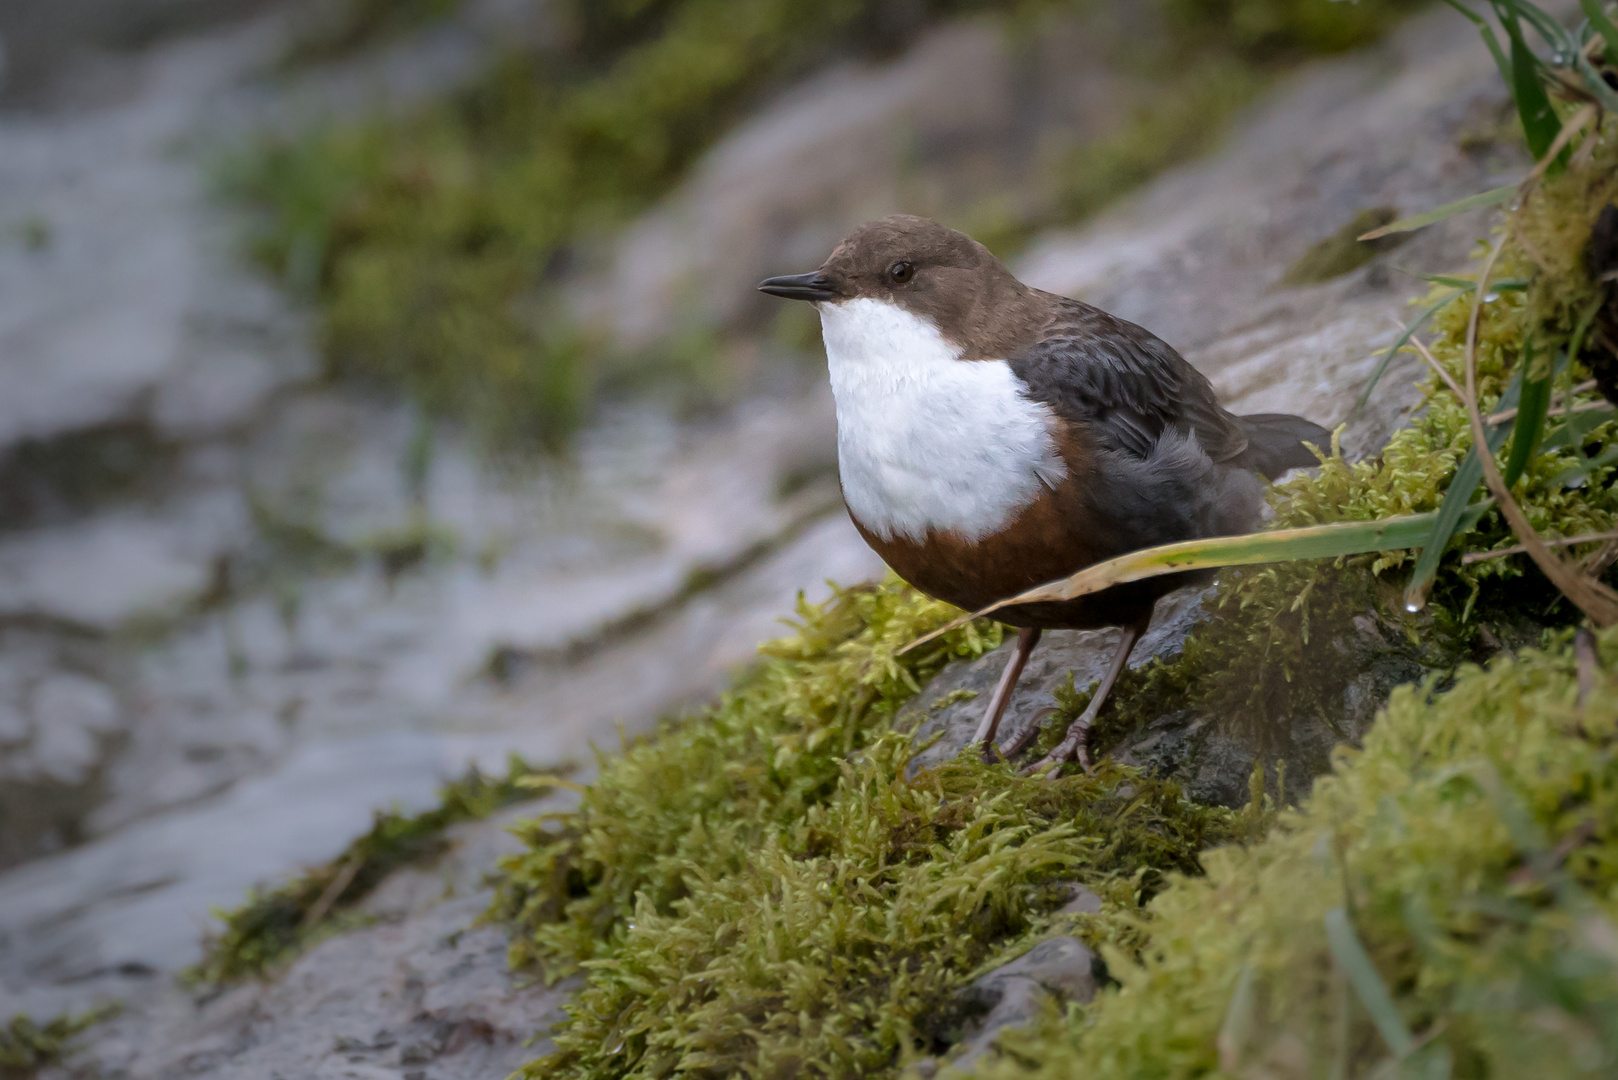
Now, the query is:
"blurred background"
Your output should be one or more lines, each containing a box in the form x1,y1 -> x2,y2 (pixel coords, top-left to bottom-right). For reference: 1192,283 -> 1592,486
0,0 -> 1516,991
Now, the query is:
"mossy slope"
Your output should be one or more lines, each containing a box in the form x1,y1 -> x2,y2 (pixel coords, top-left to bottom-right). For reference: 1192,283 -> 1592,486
490,580 -> 1235,1079
977,625 -> 1618,1079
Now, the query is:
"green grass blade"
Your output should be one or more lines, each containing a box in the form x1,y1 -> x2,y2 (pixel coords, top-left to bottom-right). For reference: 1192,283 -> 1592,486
1572,51 -> 1618,114
1393,270 -> 1527,291
1403,368 -> 1525,611
1358,291 -> 1462,409
1495,2 -> 1567,172
1550,444 -> 1618,486
1358,186 -> 1516,241
987,512 -> 1490,612
1324,907 -> 1415,1058
1549,296 -> 1612,470
1440,0 -> 1515,85
1503,336 -> 1551,487
1582,0 -> 1618,61
1504,0 -> 1570,43
902,508 -> 1492,652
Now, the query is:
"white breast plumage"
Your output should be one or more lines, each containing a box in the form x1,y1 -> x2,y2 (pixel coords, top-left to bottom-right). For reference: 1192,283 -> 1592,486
817,297 -> 1067,544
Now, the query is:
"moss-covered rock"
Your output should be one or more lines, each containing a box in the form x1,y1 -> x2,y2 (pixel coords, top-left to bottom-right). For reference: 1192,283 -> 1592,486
971,624 -> 1618,1078
489,579 -> 1235,1079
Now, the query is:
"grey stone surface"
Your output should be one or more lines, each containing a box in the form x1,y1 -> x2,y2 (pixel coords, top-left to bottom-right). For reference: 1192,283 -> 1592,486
900,584 -> 1444,808
0,802 -> 568,1078
948,937 -> 1099,1070
569,15 -> 1145,351
899,585 -> 1212,777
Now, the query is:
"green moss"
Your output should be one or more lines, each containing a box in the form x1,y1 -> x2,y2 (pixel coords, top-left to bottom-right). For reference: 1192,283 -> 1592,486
281,0 -> 463,66
188,758 -> 546,985
488,579 -> 1235,1079
971,625 -> 1618,1079
1280,206 -> 1404,285
489,579 -> 1002,971
1,1007 -> 118,1079
1165,0 -> 1427,59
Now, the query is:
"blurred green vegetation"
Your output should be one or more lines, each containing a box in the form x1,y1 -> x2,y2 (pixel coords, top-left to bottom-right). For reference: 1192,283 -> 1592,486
235,0 -> 1424,451
1,1007 -> 117,1079
281,0 -> 463,65
1169,0 -> 1424,57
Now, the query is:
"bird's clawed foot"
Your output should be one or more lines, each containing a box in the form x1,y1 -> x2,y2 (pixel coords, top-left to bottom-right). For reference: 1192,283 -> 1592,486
1022,707 -> 1096,779
1021,616 -> 1149,781
971,627 -> 1042,766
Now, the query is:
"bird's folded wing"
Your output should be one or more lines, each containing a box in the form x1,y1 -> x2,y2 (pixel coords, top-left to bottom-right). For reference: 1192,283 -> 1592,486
1007,297 -> 1249,463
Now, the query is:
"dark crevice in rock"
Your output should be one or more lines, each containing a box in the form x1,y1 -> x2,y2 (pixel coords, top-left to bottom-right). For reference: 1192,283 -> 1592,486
0,421 -> 180,533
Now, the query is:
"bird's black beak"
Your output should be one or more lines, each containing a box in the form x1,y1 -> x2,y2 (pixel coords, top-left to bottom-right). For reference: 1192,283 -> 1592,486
757,271 -> 836,302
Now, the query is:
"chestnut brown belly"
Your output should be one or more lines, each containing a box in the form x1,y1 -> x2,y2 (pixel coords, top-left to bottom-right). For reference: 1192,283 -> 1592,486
850,487 -> 1191,631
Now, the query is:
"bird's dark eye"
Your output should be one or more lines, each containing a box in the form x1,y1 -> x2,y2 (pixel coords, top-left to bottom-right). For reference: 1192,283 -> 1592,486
888,260 -> 914,284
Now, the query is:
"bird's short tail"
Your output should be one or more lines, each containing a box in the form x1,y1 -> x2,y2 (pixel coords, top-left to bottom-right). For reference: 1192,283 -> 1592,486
1232,412 -> 1330,479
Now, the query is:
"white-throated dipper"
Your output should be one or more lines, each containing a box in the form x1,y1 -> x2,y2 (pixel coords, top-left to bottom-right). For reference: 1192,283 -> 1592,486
759,215 -> 1327,774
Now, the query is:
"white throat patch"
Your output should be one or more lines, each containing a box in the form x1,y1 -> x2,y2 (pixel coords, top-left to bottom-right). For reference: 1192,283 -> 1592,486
818,297 -> 1066,543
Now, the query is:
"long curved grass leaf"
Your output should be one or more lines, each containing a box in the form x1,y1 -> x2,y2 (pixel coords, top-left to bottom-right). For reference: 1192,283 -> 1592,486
1576,53 -> 1618,113
1357,185 -> 1516,241
1324,907 -> 1415,1058
1394,271 -> 1527,291
1403,351 -> 1560,610
1495,1 -> 1567,171
1503,336 -> 1551,487
1583,0 -> 1618,61
901,507 -> 1491,652
1504,0 -> 1569,43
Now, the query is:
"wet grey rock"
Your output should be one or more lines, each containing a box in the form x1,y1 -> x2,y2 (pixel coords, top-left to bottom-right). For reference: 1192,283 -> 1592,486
25,673 -> 122,784
898,585 -> 1211,778
0,805 -> 568,1080
949,937 -> 1099,1069
1106,603 -> 1441,807
1057,884 -> 1103,916
569,15 -> 1149,352
902,584 -> 1448,808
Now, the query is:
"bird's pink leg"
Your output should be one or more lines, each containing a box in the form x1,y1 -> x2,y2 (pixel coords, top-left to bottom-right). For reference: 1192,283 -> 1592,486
1025,615 -> 1149,778
972,626 -> 1042,763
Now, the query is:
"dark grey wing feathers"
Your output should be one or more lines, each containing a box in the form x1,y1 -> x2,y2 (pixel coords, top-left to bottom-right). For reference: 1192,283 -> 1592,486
1005,297 -> 1250,463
